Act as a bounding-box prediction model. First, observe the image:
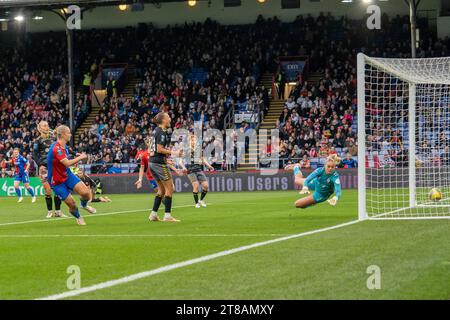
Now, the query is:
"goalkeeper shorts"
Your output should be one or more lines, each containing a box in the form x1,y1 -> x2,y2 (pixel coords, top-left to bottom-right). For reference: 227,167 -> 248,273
312,191 -> 332,204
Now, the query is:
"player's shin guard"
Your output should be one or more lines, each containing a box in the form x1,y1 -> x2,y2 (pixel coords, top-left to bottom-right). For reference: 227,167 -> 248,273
15,188 -> 22,198
54,196 -> 61,210
45,195 -> 53,211
70,208 -> 81,219
193,192 -> 199,204
152,195 -> 163,212
27,187 -> 35,197
80,199 -> 89,208
164,196 -> 172,214
200,190 -> 208,200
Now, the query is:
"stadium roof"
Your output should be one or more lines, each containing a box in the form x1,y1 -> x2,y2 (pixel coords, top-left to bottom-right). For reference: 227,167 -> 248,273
0,0 -> 186,9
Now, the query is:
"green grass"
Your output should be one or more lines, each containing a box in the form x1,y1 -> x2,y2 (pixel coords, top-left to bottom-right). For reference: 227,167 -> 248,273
366,187 -> 450,216
0,190 -> 448,300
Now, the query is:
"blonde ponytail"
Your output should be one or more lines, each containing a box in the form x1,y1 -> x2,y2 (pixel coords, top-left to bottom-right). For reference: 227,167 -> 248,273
327,154 -> 341,166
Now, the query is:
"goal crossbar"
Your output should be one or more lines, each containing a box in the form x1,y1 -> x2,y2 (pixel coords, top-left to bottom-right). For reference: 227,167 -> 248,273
364,55 -> 450,85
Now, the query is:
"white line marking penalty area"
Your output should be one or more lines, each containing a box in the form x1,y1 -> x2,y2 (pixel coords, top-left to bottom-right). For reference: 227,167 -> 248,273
0,204 -> 198,227
36,219 -> 360,300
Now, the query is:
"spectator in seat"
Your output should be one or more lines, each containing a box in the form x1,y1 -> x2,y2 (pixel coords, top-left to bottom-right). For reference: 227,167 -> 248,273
347,139 -> 358,156
379,153 -> 395,168
26,154 -> 37,177
107,161 -> 122,174
284,97 -> 296,110
333,132 -> 346,148
125,122 -> 137,136
341,153 -> 357,168
343,110 -> 353,125
279,108 -> 289,126
1,168 -> 7,178
328,146 -> 338,157
308,145 -> 318,158
319,142 -> 330,157
291,144 -> 302,158
299,155 -> 311,169
441,145 -> 450,166
96,164 -> 108,174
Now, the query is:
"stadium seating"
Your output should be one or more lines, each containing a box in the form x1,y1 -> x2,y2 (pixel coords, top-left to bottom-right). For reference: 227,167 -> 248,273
1,14 -> 449,175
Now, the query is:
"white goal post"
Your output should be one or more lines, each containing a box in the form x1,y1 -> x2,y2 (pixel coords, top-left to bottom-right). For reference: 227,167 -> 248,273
357,53 -> 450,220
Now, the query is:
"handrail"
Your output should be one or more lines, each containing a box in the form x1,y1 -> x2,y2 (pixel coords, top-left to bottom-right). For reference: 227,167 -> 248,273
271,73 -> 276,100
223,103 -> 235,129
254,103 -> 264,130
92,89 -> 102,107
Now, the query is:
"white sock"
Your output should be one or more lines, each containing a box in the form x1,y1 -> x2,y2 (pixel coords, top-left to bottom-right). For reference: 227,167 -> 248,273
164,212 -> 172,219
150,211 -> 158,217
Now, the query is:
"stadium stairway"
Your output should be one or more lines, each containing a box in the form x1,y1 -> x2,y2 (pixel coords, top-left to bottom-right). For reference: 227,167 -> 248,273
237,71 -> 324,171
306,71 -> 324,86
238,73 -> 282,171
74,104 -> 101,145
74,65 -> 138,145
121,65 -> 140,99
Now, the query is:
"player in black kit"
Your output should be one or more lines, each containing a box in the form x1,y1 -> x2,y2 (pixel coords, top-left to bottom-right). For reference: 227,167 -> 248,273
178,135 -> 214,208
33,121 -> 65,218
148,112 -> 183,222
72,167 -> 111,203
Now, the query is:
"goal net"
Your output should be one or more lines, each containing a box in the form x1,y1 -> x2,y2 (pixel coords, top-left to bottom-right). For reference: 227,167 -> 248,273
357,53 -> 450,219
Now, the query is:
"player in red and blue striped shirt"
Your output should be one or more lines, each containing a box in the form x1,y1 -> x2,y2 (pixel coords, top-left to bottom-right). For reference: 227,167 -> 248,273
5,148 -> 36,203
47,125 -> 96,226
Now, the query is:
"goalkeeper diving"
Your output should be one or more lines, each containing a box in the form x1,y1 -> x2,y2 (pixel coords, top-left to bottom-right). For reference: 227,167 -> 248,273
285,155 -> 342,209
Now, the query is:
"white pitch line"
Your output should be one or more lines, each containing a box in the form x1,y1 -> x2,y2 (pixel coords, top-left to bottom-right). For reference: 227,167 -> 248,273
0,198 -> 357,228
36,219 -> 360,300
0,204 -> 198,227
0,233 -> 288,238
368,216 -> 450,220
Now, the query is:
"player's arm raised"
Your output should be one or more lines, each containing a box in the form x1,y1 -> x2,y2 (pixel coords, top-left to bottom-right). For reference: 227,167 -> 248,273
59,153 -> 87,168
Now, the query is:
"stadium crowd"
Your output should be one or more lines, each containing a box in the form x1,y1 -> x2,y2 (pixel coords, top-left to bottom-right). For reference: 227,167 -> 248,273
1,13 -> 449,175
0,28 -> 136,175
274,13 -> 449,168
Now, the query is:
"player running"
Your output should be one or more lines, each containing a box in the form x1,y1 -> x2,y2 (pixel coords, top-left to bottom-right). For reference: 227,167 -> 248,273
5,148 -> 36,203
178,135 -> 214,208
147,112 -> 183,222
286,155 -> 342,209
47,125 -> 96,226
33,121 -> 65,218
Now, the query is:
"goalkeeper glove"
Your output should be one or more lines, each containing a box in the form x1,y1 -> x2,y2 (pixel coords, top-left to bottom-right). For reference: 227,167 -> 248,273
299,186 -> 310,194
327,196 -> 338,206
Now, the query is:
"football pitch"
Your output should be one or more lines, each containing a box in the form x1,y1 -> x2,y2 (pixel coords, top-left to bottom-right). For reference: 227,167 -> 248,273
0,190 -> 448,300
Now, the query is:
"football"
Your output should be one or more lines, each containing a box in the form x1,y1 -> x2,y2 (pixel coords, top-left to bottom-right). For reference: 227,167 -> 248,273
429,188 -> 443,201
